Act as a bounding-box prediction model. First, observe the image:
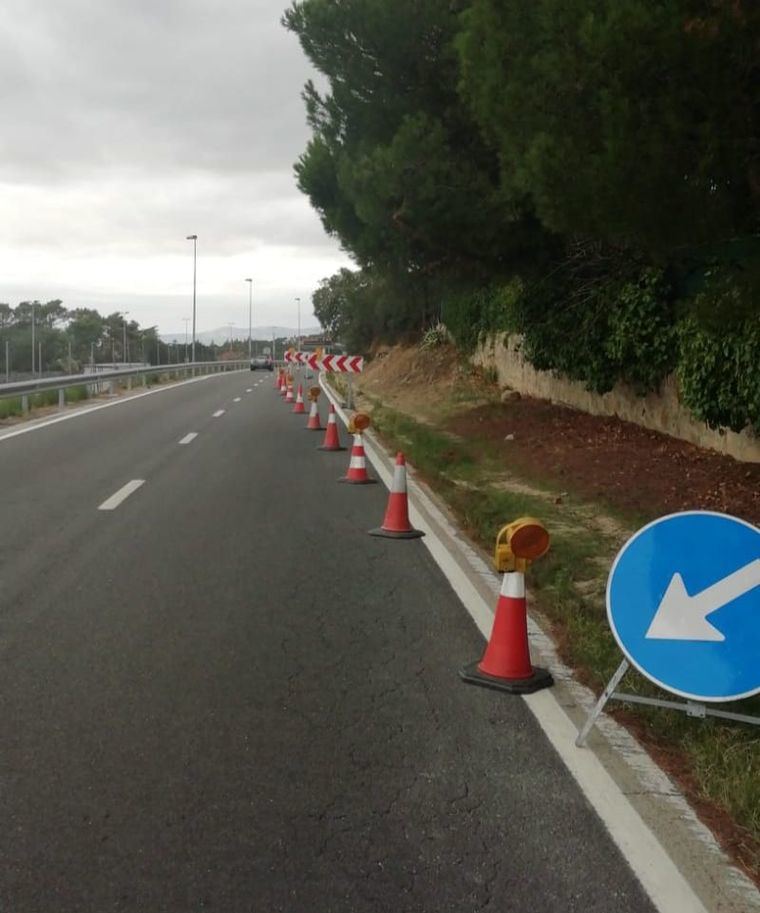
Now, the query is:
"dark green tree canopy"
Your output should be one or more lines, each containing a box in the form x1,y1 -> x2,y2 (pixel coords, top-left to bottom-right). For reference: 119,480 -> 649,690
457,0 -> 759,255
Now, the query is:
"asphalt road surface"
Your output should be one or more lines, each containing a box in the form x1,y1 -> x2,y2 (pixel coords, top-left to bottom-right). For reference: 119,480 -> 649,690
0,372 -> 657,912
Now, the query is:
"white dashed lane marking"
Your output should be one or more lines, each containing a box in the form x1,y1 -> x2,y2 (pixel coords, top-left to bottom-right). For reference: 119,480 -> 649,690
212,410 -> 225,418
178,433 -> 198,445
98,480 -> 145,511
233,397 -> 241,403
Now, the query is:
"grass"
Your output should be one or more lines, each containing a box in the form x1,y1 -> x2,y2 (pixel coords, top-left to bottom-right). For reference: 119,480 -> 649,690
366,396 -> 760,879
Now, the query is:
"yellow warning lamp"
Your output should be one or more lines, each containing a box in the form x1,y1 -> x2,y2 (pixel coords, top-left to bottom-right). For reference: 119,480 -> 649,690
494,517 -> 550,573
353,412 -> 371,432
308,386 -> 321,402
314,346 -> 323,359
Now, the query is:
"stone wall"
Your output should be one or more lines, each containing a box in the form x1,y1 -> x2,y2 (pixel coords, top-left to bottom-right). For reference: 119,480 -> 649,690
473,334 -> 760,463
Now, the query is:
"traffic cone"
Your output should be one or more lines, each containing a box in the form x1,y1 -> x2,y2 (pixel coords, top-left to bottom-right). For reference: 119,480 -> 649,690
338,433 -> 376,484
292,384 -> 306,414
460,572 -> 553,694
369,453 -> 424,539
274,369 -> 282,389
318,404 -> 346,451
285,379 -> 294,403
305,399 -> 322,430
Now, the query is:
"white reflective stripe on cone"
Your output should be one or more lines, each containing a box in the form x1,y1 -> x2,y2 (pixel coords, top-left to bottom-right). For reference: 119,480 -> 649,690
349,456 -> 365,470
502,571 -> 525,599
391,463 -> 407,493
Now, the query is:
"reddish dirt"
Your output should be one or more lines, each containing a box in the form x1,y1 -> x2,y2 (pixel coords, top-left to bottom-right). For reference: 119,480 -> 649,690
449,398 -> 760,524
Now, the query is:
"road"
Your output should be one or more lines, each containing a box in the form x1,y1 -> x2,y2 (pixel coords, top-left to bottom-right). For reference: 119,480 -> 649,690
0,371 -> 655,912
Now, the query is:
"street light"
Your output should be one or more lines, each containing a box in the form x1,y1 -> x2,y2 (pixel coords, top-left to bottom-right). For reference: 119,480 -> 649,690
245,278 -> 253,360
295,296 -> 301,352
122,311 -> 130,365
186,234 -> 197,362
31,302 -> 35,375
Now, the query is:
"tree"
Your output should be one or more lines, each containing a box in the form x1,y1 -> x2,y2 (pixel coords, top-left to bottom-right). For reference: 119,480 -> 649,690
457,0 -> 760,256
284,0 -> 544,279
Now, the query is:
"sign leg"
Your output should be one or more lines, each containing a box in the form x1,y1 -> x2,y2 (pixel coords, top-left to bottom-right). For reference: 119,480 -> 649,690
576,659 -> 630,748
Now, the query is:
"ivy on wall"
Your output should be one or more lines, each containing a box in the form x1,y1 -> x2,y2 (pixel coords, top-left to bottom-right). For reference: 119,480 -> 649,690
443,265 -> 759,435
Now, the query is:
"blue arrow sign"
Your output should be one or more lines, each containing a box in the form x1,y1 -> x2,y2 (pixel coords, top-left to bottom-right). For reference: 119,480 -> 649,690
607,511 -> 760,702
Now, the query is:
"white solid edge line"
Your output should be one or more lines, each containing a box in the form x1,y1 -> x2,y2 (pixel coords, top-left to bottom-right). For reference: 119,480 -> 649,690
98,479 -> 145,511
212,409 -> 225,417
0,370 -> 245,445
178,432 -> 198,445
320,379 -> 709,913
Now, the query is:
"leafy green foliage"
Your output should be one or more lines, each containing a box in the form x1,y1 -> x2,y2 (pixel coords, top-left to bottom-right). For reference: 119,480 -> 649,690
677,314 -> 760,432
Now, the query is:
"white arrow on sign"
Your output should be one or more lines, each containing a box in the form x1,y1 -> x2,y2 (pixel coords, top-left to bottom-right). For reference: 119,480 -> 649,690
645,558 -> 760,642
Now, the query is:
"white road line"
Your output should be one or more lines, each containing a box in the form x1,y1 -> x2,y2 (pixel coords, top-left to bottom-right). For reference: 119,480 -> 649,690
178,432 -> 198,445
212,409 -> 225,417
233,397 -> 241,402
246,388 -> 252,393
98,479 -> 145,511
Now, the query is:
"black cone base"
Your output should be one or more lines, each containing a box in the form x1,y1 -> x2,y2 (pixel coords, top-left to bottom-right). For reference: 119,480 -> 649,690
459,661 -> 553,695
369,527 -> 425,539
338,477 -> 377,485
318,445 -> 347,451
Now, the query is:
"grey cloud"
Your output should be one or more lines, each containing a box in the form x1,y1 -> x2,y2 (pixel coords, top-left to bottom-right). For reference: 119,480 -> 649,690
0,0 -> 311,181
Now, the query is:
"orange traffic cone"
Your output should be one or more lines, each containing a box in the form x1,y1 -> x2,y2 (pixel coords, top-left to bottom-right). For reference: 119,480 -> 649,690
460,572 -> 553,694
305,399 -> 321,430
274,369 -> 282,389
338,433 -> 376,484
285,380 -> 294,403
292,384 -> 306,414
369,453 -> 424,539
318,404 -> 346,451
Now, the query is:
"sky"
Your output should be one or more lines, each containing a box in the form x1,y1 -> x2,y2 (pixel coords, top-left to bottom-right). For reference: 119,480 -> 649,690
0,0 -> 352,337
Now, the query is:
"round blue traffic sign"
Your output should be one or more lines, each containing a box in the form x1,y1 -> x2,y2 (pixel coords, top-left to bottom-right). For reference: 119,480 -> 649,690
607,511 -> 760,702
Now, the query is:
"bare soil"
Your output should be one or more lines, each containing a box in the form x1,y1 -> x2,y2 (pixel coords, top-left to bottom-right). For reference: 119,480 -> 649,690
451,399 -> 760,525
362,344 -> 760,525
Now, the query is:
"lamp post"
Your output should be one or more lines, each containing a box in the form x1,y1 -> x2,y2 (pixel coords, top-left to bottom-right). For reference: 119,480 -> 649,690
186,234 -> 197,362
245,278 -> 253,359
31,302 -> 35,375
122,311 -> 130,365
295,296 -> 301,352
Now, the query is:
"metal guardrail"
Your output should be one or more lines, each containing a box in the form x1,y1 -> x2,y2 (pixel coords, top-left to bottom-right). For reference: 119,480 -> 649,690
0,361 -> 249,415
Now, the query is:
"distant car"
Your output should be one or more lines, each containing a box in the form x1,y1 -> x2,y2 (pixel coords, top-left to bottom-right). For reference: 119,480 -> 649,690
250,355 -> 273,371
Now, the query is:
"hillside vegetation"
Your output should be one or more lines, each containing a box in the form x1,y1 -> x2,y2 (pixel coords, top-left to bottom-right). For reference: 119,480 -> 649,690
284,0 -> 760,434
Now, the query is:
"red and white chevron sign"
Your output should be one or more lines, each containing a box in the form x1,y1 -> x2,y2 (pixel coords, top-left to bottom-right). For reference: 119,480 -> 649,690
284,351 -> 363,373
311,354 -> 363,373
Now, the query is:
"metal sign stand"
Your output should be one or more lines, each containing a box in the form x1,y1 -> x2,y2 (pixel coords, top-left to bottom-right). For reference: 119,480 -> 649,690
576,658 -> 760,747
346,374 -> 355,411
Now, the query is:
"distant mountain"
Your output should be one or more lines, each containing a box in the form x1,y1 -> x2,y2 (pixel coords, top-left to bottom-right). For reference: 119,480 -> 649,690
160,326 -> 321,345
